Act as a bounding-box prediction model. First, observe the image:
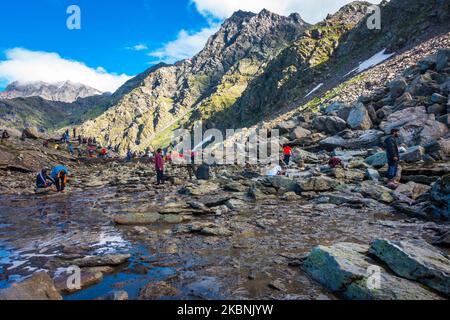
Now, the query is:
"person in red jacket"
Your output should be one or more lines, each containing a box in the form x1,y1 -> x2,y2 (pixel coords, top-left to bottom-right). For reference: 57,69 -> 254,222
283,144 -> 292,166
155,148 -> 165,185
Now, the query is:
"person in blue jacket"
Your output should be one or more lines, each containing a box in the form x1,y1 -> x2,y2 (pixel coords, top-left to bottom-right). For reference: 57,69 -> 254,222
50,166 -> 69,192
36,167 -> 54,190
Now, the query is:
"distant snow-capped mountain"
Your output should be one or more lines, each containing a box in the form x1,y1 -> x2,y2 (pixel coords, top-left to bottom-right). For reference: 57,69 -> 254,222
0,80 -> 103,103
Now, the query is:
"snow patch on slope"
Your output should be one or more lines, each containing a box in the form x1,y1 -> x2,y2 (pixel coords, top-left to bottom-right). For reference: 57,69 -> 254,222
345,49 -> 395,77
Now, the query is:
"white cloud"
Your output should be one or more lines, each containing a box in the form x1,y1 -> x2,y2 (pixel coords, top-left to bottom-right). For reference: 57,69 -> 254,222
127,43 -> 149,51
0,48 -> 132,92
192,0 -> 381,24
148,24 -> 220,64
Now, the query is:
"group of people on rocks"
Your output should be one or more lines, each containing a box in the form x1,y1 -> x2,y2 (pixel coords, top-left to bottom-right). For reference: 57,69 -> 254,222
31,124 -> 405,193
269,128 -> 403,189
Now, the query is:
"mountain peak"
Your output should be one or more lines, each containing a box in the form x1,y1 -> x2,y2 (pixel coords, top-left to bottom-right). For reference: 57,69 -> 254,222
0,81 -> 102,103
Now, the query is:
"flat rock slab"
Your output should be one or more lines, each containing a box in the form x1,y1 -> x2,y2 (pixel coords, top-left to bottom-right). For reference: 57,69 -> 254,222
302,243 -> 442,300
70,254 -> 131,267
369,239 -> 450,296
114,212 -> 191,225
54,271 -> 103,294
0,272 -> 62,300
114,212 -> 162,225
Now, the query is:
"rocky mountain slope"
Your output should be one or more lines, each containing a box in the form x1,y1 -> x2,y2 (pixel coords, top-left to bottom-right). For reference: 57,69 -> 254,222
78,10 -> 309,153
0,93 -> 111,132
206,0 -> 450,130
77,0 -> 449,154
0,81 -> 103,103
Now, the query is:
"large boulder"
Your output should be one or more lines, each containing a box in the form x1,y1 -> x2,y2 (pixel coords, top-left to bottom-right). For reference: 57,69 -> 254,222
369,239 -> 450,296
347,103 -> 372,130
290,127 -> 311,140
22,127 -> 40,139
0,272 -> 62,300
400,146 -> 425,163
265,176 -> 301,193
313,116 -> 347,135
297,176 -> 338,192
276,120 -> 298,135
324,101 -> 347,115
430,174 -> 450,220
301,243 -> 441,300
396,182 -> 431,200
357,181 -> 395,203
380,107 -> 449,146
319,130 -> 384,150
389,78 -> 407,99
436,48 -> 450,72
364,152 -> 387,168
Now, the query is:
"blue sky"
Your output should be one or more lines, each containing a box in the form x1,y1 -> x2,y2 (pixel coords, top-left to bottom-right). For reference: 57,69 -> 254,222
0,0 -> 380,92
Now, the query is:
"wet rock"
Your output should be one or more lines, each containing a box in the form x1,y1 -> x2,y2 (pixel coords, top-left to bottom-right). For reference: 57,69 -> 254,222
313,116 -> 347,135
176,222 -> 232,237
0,272 -> 62,300
114,212 -> 162,225
104,290 -> 129,300
302,243 -> 441,300
54,271 -> 103,294
160,214 -> 189,224
70,254 -> 131,267
357,181 -> 394,204
430,175 -> 450,220
369,239 -> 450,295
396,182 -> 431,200
201,226 -> 233,237
298,176 -> 338,192
347,102 -> 372,130
139,281 -> 180,300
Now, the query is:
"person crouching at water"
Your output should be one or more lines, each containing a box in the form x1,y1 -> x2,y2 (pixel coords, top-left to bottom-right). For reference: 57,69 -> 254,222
155,148 -> 165,185
50,166 -> 69,192
36,167 -> 54,192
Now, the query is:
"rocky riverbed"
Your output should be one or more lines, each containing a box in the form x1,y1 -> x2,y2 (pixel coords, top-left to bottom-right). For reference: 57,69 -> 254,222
0,157 -> 449,300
